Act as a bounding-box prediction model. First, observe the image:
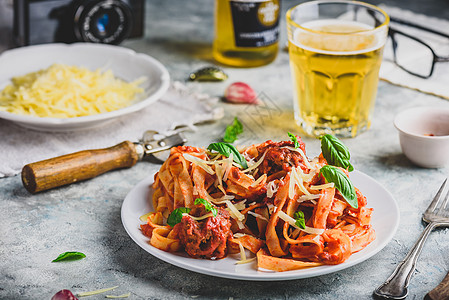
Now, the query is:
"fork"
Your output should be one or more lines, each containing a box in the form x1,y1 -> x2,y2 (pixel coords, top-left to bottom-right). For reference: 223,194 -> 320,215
374,178 -> 449,299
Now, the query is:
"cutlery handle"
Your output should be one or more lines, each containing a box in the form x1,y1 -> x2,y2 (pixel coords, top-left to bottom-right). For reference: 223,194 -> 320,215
374,222 -> 437,299
425,270 -> 449,300
21,141 -> 140,194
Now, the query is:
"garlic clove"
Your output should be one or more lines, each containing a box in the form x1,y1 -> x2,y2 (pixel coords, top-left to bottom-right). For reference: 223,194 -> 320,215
224,82 -> 258,104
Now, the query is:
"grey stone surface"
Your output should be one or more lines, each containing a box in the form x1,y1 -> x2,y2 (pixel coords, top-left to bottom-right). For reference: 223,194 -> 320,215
1,0 -> 449,299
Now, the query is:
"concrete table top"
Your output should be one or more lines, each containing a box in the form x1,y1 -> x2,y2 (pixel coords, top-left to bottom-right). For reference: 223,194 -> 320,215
1,0 -> 448,299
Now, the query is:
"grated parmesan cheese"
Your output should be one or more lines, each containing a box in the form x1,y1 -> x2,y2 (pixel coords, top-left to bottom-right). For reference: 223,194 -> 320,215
236,257 -> 257,265
275,208 -> 325,235
250,174 -> 266,187
238,242 -> 247,261
243,150 -> 268,174
247,211 -> 268,221
285,146 -> 313,170
266,180 -> 279,198
77,286 -> 119,297
222,153 -> 234,182
289,167 -> 311,199
183,153 -> 215,175
0,64 -> 145,118
298,194 -> 321,202
225,200 -> 245,222
182,212 -> 214,221
310,183 -> 335,190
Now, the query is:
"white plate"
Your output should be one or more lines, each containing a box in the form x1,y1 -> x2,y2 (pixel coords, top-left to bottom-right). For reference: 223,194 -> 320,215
121,170 -> 400,281
0,43 -> 170,131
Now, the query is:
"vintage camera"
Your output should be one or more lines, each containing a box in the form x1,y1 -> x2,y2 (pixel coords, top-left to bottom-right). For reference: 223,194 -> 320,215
13,0 -> 144,46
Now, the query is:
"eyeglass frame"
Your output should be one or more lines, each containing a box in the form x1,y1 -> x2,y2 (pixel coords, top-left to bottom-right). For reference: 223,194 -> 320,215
388,17 -> 449,79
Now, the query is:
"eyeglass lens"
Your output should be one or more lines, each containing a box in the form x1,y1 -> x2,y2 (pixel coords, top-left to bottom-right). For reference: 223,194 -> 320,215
391,32 -> 434,78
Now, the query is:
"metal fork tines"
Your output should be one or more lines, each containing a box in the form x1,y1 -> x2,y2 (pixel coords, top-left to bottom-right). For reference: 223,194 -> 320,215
374,178 -> 449,300
423,179 -> 449,223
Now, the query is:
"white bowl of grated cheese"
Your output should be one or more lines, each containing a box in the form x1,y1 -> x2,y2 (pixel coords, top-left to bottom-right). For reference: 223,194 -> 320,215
0,43 -> 170,132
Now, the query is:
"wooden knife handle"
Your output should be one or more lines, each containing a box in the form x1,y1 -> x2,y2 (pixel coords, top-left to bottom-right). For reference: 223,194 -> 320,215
425,270 -> 449,300
21,141 -> 139,194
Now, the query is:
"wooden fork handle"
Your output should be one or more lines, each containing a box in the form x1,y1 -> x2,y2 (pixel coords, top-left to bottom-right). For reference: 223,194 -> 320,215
425,270 -> 449,300
21,141 -> 139,194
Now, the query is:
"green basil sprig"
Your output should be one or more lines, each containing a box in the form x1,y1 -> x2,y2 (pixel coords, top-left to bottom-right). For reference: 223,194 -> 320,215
294,211 -> 306,229
320,134 -> 354,172
52,251 -> 86,262
207,142 -> 248,169
167,207 -> 191,227
320,165 -> 358,209
288,132 -> 301,149
223,117 -> 243,143
195,198 -> 217,217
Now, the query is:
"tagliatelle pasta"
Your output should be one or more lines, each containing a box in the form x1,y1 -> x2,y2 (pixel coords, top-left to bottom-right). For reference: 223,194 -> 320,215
140,137 -> 375,271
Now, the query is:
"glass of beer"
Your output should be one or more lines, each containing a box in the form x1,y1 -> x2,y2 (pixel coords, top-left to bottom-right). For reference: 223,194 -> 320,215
287,1 -> 389,138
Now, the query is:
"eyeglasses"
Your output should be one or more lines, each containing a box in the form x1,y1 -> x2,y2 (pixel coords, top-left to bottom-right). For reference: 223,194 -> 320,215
388,17 -> 449,79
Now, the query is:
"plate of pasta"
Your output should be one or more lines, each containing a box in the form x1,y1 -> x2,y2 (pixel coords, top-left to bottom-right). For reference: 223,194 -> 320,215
0,43 -> 170,131
121,136 -> 400,280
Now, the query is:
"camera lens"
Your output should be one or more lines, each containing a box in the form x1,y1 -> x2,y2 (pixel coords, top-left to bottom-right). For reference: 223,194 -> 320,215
95,13 -> 109,35
74,0 -> 133,44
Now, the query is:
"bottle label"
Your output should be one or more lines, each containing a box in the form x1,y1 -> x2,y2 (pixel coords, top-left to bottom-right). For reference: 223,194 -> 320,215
229,0 -> 280,48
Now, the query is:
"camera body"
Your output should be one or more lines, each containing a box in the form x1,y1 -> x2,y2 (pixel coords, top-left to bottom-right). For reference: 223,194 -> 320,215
13,0 -> 144,46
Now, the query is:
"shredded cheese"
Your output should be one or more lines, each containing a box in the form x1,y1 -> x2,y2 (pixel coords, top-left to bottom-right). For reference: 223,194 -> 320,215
247,211 -> 268,221
139,212 -> 152,222
182,212 -> 214,221
289,167 -> 311,199
312,235 -> 322,243
298,194 -> 321,202
105,293 -> 131,299
266,180 -> 279,198
0,64 -> 145,118
77,286 -> 119,297
225,200 -> 245,222
233,233 -> 248,238
233,200 -> 247,211
236,257 -> 257,265
310,183 -> 335,190
243,150 -> 268,174
222,153 -> 233,182
210,194 -> 235,205
250,174 -> 266,187
276,209 -> 325,235
183,153 -> 215,175
285,146 -> 314,170
238,242 -> 247,261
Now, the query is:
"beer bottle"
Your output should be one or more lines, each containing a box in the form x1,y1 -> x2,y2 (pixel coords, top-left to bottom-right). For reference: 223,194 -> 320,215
213,0 -> 280,67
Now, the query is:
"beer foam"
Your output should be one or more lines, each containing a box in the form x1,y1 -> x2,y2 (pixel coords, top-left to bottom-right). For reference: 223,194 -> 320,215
291,19 -> 386,55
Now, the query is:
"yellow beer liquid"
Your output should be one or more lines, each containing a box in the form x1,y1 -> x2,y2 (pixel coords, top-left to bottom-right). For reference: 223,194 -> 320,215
213,0 -> 279,67
289,20 -> 384,137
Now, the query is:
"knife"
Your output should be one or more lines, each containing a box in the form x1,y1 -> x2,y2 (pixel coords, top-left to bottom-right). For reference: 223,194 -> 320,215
21,132 -> 187,194
424,270 -> 449,300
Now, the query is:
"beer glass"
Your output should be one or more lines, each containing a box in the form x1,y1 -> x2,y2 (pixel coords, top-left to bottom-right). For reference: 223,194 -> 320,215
287,1 -> 389,138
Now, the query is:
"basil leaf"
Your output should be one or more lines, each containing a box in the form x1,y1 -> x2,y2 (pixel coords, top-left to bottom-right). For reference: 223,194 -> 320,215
294,211 -> 306,229
288,132 -> 300,149
52,251 -> 86,262
320,165 -> 358,209
194,198 -> 217,217
319,134 -> 354,172
223,117 -> 243,143
167,207 -> 191,227
207,142 -> 248,169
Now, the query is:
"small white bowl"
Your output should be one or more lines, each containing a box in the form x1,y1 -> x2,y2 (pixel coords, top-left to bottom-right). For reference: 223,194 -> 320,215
394,106 -> 449,168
